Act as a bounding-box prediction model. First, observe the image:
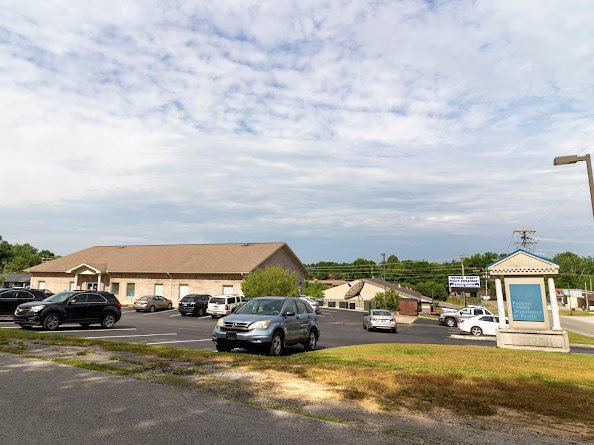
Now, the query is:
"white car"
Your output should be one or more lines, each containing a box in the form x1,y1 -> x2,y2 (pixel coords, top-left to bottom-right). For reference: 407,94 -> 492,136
207,295 -> 246,318
300,297 -> 320,313
457,314 -> 508,336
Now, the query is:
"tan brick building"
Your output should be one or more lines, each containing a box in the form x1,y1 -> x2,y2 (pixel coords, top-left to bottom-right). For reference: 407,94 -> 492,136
27,243 -> 307,306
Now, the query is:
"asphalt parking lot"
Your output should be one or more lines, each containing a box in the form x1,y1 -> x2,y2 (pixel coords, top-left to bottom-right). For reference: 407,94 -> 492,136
2,307 -> 593,355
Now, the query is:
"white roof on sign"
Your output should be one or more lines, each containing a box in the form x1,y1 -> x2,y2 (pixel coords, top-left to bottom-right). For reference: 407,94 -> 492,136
487,250 -> 559,276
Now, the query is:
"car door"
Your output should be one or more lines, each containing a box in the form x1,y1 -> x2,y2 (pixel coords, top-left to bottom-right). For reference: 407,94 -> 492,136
65,293 -> 88,321
295,299 -> 313,340
86,293 -> 107,321
0,290 -> 18,315
283,299 -> 301,343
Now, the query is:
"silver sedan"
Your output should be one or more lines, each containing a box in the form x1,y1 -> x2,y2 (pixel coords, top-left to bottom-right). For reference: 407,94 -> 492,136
363,309 -> 397,333
133,295 -> 172,312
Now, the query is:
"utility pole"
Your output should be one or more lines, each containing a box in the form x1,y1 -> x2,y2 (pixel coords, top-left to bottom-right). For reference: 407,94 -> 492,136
513,228 -> 537,251
459,254 -> 467,306
381,253 -> 386,309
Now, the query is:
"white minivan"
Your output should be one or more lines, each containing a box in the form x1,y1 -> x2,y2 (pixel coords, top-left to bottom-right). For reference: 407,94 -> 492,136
207,295 -> 246,318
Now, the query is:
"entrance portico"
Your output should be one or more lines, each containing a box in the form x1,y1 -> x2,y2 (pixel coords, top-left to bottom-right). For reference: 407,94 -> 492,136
66,264 -> 107,291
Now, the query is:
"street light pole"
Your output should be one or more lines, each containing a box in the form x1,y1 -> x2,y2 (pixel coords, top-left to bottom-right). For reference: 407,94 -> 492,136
381,253 -> 386,309
554,154 -> 594,220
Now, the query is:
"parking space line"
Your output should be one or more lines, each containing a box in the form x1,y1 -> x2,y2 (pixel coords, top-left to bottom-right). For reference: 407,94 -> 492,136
169,314 -> 181,317
83,333 -> 178,339
146,339 -> 212,345
138,310 -> 177,316
49,328 -> 138,334
0,326 -> 23,329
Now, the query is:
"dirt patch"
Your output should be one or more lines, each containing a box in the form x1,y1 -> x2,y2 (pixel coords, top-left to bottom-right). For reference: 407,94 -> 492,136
5,339 -> 593,444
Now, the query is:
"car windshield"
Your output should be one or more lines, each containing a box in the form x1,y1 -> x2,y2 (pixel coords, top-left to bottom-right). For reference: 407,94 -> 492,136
371,310 -> 392,316
236,299 -> 284,315
43,291 -> 77,303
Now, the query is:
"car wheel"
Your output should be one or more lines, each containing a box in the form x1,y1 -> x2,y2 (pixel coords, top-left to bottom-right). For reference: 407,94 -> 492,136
216,343 -> 231,352
470,326 -> 483,336
211,314 -> 217,319
303,330 -> 317,351
80,323 -> 91,329
363,323 -> 367,330
180,312 -> 186,316
167,303 -> 172,310
149,305 -> 155,313
135,309 -> 140,312
391,327 -> 397,333
42,314 -> 60,331
267,331 -> 284,356
445,318 -> 456,327
101,313 -> 116,329
197,308 -> 204,317
20,325 -> 32,330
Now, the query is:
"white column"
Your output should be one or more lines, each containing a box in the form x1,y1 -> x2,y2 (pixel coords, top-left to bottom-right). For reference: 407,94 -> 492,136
74,273 -> 79,290
495,278 -> 507,329
97,274 -> 102,291
548,278 -> 562,331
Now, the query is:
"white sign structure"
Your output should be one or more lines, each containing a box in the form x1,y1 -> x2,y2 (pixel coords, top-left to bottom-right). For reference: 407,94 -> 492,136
448,276 -> 480,288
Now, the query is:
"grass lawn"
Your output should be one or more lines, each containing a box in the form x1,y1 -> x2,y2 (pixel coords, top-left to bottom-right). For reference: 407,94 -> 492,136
1,328 -> 593,427
561,311 -> 594,317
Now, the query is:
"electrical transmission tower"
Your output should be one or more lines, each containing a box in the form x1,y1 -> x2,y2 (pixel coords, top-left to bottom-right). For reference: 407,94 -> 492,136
513,228 -> 537,251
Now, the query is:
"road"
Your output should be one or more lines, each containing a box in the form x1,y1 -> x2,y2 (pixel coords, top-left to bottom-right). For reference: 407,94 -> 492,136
0,352 -> 409,445
1,307 -> 592,354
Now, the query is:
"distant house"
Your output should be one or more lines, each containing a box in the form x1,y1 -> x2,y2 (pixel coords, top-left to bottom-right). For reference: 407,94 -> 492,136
27,243 -> 307,305
1,273 -> 31,288
323,278 -> 431,311
556,288 -> 594,310
307,279 -> 348,288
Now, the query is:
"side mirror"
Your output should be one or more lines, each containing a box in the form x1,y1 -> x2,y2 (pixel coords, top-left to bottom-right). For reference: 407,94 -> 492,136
68,300 -> 74,305
284,311 -> 296,317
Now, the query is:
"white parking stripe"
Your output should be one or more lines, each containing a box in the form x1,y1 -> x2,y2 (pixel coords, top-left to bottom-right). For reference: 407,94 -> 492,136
50,328 -> 137,334
83,333 -> 177,339
146,339 -> 212,345
169,314 -> 181,317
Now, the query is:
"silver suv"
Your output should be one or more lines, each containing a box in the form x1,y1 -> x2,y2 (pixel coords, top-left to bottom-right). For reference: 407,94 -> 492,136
211,296 -> 320,356
439,305 -> 494,327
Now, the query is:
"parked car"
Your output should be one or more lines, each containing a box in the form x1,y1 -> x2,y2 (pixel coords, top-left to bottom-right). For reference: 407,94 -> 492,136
212,296 -> 320,356
178,294 -> 211,316
363,309 -> 397,333
300,296 -> 320,313
206,295 -> 246,318
0,288 -> 48,316
133,295 -> 172,312
458,314 -> 508,336
13,290 -> 121,331
438,305 -> 494,327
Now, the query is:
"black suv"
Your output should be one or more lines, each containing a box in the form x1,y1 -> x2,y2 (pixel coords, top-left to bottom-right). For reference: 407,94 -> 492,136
178,294 -> 211,317
13,290 -> 122,331
0,288 -> 48,317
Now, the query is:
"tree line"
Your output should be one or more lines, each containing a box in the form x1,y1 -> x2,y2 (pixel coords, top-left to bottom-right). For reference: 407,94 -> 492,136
306,251 -> 594,300
0,235 -> 58,284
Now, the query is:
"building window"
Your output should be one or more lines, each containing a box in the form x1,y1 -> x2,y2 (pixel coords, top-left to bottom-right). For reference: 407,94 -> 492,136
179,284 -> 189,298
126,283 -> 135,297
38,281 -> 45,289
69,282 -> 75,291
222,285 -> 233,295
111,283 -> 120,296
154,283 -> 164,296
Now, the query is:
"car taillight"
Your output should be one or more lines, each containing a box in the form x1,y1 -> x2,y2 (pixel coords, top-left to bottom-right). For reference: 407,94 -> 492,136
225,304 -> 228,310
190,302 -> 196,305
459,319 -> 465,323
390,318 -> 395,322
370,317 -> 376,321
117,303 -> 121,310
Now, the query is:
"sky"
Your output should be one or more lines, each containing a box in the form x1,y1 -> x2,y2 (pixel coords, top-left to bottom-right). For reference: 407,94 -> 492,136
2,0 -> 594,265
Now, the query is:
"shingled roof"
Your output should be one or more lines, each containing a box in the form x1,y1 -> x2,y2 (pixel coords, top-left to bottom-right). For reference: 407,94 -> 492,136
27,243 -> 306,275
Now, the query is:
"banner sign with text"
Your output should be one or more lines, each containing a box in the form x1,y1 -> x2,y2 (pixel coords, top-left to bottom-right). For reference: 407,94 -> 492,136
509,283 -> 545,322
448,276 -> 480,288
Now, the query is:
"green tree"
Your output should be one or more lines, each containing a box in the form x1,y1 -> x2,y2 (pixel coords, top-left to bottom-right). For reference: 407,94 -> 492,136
373,288 -> 401,312
241,266 -> 300,298
304,282 -> 328,299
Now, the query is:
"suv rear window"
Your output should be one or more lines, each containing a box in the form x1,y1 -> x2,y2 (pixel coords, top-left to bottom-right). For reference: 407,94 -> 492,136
181,296 -> 198,302
210,297 -> 225,304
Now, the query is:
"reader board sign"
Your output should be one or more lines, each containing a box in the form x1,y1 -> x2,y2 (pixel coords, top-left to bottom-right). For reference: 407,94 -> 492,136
509,284 -> 545,322
448,276 -> 480,288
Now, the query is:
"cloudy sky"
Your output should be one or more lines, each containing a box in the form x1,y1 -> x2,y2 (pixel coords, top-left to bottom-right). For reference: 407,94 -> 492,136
2,0 -> 594,264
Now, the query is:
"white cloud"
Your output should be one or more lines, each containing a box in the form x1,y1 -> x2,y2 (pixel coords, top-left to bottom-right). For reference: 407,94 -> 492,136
1,0 -> 594,262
